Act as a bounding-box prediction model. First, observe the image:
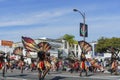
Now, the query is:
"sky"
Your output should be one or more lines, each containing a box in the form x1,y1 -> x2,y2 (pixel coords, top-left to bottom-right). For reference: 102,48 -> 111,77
0,0 -> 120,43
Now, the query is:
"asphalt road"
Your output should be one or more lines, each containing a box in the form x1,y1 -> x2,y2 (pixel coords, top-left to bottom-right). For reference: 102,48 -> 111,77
0,69 -> 120,80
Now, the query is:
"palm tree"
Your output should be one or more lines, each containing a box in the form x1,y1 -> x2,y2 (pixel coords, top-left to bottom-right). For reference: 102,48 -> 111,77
63,34 -> 77,45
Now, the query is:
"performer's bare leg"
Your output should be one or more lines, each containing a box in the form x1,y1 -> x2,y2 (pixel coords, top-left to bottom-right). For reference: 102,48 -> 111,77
79,69 -> 82,76
41,62 -> 51,80
2,66 -> 5,77
85,69 -> 88,76
21,66 -> 23,73
38,69 -> 43,80
42,68 -> 50,79
38,73 -> 42,80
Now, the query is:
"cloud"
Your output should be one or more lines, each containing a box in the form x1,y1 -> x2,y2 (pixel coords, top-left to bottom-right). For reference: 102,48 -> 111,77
0,8 -> 75,42
0,24 -> 76,42
0,9 -> 71,27
0,1 -> 120,43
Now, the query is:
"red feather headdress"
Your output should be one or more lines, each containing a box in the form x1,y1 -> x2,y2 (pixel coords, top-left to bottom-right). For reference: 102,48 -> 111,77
21,36 -> 51,55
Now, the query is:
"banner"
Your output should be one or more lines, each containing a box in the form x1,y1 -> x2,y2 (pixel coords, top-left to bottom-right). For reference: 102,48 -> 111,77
1,40 -> 13,47
80,23 -> 88,37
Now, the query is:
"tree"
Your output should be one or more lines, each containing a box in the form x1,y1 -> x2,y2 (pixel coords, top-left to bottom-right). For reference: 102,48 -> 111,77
62,34 -> 78,59
95,37 -> 120,61
63,34 -> 78,45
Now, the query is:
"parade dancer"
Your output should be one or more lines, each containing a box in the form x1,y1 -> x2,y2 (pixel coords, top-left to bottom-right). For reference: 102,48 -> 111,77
0,52 -> 5,77
6,54 -> 13,72
13,47 -> 24,73
22,36 -> 51,80
78,41 -> 92,76
79,52 -> 88,76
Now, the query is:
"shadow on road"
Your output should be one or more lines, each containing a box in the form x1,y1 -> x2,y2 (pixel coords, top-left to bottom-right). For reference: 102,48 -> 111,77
5,73 -> 27,77
50,76 -> 66,80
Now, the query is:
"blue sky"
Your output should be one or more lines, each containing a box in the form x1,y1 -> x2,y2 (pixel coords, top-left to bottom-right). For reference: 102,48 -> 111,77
0,0 -> 120,43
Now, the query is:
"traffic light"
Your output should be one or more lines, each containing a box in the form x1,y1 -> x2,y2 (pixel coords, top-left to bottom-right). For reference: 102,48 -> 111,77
80,23 -> 88,37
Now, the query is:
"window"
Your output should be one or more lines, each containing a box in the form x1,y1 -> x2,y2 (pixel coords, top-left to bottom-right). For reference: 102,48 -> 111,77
64,41 -> 67,49
72,45 -> 74,49
76,45 -> 78,50
76,52 -> 78,57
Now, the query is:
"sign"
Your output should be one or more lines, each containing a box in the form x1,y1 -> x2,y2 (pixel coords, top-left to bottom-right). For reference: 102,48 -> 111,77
80,23 -> 88,37
1,40 -> 13,47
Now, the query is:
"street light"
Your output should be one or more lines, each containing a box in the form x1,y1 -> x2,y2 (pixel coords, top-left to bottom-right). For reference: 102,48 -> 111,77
73,8 -> 87,59
73,9 -> 86,41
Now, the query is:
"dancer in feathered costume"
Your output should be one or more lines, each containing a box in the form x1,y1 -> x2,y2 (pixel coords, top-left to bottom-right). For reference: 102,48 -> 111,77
22,36 -> 51,80
78,40 -> 92,76
0,51 -> 6,77
13,46 -> 24,73
0,51 -> 14,77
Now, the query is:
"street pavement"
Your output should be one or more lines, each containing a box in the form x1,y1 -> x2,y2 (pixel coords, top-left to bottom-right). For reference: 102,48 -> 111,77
0,69 -> 120,80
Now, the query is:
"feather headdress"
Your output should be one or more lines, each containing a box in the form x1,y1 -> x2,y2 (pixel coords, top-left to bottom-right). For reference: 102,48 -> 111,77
78,40 -> 92,54
21,36 -> 51,53
13,47 -> 23,56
